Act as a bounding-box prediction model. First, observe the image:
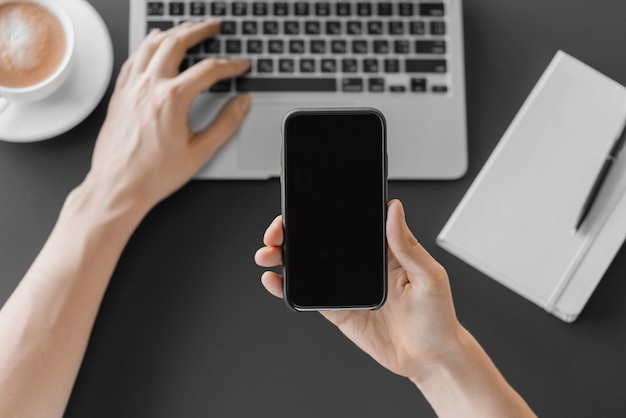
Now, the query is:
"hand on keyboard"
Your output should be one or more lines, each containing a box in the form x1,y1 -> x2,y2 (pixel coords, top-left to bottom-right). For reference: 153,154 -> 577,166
90,21 -> 251,212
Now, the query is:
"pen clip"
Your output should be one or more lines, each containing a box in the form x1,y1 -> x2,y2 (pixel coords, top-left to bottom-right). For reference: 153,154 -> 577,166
608,115 -> 626,157
575,113 -> 626,232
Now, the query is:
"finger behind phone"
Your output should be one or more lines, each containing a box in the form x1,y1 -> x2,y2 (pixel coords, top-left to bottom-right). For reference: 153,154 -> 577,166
254,246 -> 282,268
263,215 -> 283,247
261,271 -> 284,299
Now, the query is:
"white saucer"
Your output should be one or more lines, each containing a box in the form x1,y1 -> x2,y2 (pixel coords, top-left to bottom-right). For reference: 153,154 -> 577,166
0,0 -> 114,142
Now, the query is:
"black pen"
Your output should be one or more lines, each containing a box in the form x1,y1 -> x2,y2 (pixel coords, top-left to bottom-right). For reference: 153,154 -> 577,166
575,116 -> 626,231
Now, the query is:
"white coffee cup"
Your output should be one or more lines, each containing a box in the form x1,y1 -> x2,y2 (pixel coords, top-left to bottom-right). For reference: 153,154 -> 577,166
0,0 -> 75,113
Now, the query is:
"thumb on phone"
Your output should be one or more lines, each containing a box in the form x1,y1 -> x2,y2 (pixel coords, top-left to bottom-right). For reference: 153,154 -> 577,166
386,199 -> 449,292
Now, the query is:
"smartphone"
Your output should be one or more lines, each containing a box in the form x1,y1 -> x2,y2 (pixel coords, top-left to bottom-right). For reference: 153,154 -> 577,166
281,108 -> 388,311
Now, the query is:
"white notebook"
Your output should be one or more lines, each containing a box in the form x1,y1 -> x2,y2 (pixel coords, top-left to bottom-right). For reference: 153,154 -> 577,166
437,51 -> 626,322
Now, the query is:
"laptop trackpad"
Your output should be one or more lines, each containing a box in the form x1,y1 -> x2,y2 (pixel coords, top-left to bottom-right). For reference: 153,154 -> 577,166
237,103 -> 293,172
237,102 -> 351,172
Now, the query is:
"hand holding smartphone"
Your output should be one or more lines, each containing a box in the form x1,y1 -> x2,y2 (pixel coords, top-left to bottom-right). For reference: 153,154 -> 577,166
281,108 -> 388,311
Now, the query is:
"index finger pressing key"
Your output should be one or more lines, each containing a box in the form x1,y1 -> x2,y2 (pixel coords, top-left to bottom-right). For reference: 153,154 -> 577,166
148,20 -> 221,77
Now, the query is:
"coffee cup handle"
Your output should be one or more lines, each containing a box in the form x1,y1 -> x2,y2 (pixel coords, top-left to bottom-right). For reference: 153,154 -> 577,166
0,95 -> 10,115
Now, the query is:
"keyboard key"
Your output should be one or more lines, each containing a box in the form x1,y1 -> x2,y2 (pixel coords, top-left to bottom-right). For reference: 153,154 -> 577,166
316,2 -> 330,16
337,3 -> 352,16
188,42 -> 202,54
331,40 -> 348,54
263,21 -> 279,35
321,58 -> 337,72
410,21 -> 426,35
398,2 -> 414,16
169,2 -> 185,16
300,58 -> 316,72
377,2 -> 392,16
420,3 -> 445,17
242,21 -> 258,35
326,21 -> 341,35
432,85 -> 448,93
279,58 -> 295,72
232,2 -> 247,16
284,21 -> 300,35
430,21 -> 447,35
289,40 -> 305,53
405,59 -> 447,73
342,58 -> 358,73
203,38 -> 221,54
352,40 -> 368,54
369,77 -> 385,92
209,79 -> 232,92
416,40 -> 446,54
252,2 -> 268,16
147,20 -> 173,33
257,58 -> 274,73
411,78 -> 427,92
305,21 -> 321,34
190,1 -> 205,16
220,21 -> 237,35
268,39 -> 284,53
274,2 -> 289,16
389,85 -> 406,92
357,2 -> 372,16
295,2 -> 310,16
347,21 -> 362,35
394,40 -> 409,54
342,78 -> 363,92
247,39 -> 263,53
363,59 -> 379,73
225,39 -> 242,54
368,21 -> 383,35
236,78 -> 337,92
388,21 -> 404,35
310,39 -> 326,54
384,58 -> 399,73
147,2 -> 164,16
373,40 -> 389,54
211,2 -> 227,16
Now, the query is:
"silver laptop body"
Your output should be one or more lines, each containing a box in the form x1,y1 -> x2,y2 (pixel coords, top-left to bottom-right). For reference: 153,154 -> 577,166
129,0 -> 467,179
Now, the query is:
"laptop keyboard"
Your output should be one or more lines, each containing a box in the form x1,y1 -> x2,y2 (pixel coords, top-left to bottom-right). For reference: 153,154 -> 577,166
145,1 -> 450,94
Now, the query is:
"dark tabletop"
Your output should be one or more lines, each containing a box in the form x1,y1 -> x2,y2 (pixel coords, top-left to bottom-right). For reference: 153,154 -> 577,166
1,1 -> 626,417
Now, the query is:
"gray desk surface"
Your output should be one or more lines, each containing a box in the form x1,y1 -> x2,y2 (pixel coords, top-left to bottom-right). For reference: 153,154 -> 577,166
1,1 -> 626,416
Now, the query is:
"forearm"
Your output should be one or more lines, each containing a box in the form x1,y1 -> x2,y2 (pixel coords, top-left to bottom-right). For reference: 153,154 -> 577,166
0,177 -> 147,418
412,326 -> 536,418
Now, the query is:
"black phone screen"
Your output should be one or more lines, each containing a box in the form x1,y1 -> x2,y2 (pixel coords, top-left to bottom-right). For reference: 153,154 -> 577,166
282,109 -> 387,310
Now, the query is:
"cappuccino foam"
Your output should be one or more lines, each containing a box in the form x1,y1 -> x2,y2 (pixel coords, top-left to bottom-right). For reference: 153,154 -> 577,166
0,1 -> 66,88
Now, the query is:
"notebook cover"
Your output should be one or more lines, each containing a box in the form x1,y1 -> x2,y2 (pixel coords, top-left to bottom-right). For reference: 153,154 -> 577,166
437,51 -> 626,322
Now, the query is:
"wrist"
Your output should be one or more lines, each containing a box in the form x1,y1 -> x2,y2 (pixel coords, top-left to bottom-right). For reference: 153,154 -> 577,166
408,327 -> 536,418
63,173 -> 150,237
408,325 -> 472,388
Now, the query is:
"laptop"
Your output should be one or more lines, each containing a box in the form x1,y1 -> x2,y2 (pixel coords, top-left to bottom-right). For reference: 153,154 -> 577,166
129,0 -> 467,179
